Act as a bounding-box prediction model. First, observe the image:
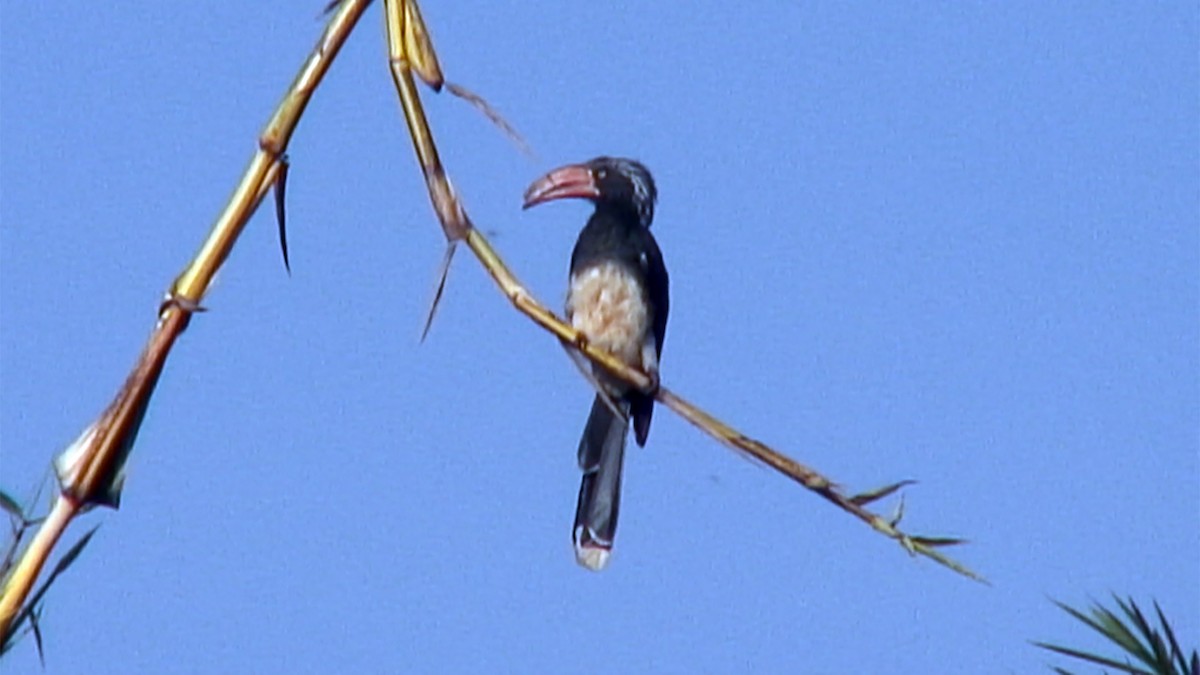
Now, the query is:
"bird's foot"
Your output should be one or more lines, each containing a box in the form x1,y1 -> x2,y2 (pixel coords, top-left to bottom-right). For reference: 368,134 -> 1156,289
644,369 -> 661,396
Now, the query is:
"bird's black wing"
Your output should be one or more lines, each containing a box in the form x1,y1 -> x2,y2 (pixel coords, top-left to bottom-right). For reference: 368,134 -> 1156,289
630,227 -> 669,447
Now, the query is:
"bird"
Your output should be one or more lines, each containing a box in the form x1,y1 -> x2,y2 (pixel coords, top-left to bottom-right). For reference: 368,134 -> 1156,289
522,156 -> 669,571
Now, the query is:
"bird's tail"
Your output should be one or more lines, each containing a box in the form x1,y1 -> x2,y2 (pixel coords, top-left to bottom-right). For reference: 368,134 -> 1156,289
573,395 -> 629,571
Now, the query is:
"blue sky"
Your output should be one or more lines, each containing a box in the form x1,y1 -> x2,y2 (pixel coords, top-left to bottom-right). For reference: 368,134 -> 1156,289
2,2 -> 1196,673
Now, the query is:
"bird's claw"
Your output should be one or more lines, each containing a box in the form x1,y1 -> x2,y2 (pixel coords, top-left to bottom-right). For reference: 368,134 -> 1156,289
644,369 -> 661,396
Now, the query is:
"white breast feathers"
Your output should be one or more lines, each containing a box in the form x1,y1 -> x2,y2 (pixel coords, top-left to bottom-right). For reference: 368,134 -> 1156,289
566,262 -> 650,367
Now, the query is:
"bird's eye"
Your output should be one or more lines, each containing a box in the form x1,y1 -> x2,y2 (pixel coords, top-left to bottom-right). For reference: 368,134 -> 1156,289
595,168 -> 608,180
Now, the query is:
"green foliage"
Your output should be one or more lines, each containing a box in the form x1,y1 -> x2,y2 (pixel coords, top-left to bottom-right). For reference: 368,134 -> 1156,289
1035,596 -> 1198,675
1,490 -> 98,664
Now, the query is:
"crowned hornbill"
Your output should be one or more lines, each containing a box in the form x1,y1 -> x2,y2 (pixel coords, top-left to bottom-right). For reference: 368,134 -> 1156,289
523,156 -> 669,571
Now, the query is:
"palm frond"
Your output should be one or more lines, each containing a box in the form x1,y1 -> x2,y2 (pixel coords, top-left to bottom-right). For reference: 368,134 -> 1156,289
1034,596 -> 1197,675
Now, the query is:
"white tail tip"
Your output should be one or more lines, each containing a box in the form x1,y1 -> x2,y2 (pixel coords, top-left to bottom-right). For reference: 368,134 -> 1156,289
575,545 -> 612,572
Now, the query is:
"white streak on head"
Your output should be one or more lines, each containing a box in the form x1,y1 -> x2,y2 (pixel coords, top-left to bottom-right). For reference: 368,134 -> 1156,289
590,157 -> 657,228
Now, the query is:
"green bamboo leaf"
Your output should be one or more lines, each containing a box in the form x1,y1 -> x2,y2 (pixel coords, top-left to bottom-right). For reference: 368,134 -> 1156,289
1154,600 -> 1198,675
1052,599 -> 1126,649
31,607 -> 45,667
1118,596 -> 1175,671
0,490 -> 23,519
1038,597 -> 1198,675
1156,601 -> 1184,666
18,526 -> 100,633
908,535 -> 967,548
51,526 -> 97,575
849,480 -> 915,507
273,155 -> 291,275
1033,641 -> 1153,675
1097,601 -> 1153,664
888,494 -> 906,528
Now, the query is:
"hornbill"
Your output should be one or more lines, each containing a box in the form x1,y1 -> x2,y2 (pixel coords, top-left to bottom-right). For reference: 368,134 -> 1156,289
523,156 -> 669,571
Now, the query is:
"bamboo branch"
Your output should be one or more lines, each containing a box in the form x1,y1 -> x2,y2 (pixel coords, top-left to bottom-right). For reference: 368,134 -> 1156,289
383,0 -> 983,582
0,0 -> 374,640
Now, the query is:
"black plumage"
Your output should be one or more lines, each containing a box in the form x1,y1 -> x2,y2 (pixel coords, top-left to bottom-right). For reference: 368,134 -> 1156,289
523,157 -> 669,570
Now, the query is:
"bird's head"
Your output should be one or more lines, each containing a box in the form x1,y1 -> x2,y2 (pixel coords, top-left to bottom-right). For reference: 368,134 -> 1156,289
522,156 -> 657,228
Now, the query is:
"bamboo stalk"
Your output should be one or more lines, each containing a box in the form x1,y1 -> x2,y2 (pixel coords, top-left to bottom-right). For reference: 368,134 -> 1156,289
0,0 -> 374,640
